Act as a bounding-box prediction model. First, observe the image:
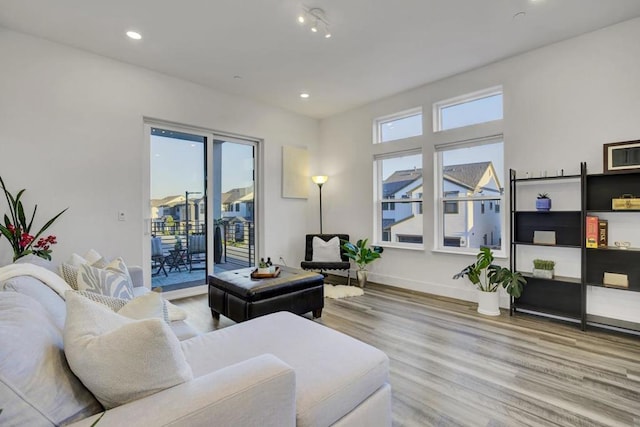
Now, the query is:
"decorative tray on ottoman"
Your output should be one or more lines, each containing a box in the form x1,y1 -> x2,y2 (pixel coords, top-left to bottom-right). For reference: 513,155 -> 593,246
251,267 -> 281,279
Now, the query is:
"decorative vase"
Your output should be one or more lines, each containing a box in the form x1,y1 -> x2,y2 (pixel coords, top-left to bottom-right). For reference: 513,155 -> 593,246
536,198 -> 551,211
476,290 -> 500,316
532,268 -> 554,279
356,270 -> 367,288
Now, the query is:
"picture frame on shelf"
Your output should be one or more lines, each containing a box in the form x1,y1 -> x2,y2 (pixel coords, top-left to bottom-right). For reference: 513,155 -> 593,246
603,140 -> 640,174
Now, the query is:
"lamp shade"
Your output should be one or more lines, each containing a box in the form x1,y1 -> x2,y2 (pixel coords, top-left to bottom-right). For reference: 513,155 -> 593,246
311,175 -> 328,185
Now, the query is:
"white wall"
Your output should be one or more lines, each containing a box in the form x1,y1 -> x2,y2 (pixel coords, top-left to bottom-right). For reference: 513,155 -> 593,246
320,18 -> 640,322
0,29 -> 320,271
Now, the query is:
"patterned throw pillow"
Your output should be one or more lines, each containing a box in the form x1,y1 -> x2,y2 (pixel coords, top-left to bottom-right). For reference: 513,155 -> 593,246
76,258 -> 134,300
60,263 -> 81,290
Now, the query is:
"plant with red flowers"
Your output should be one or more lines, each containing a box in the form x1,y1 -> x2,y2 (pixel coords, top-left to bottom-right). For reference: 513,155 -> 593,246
0,176 -> 67,262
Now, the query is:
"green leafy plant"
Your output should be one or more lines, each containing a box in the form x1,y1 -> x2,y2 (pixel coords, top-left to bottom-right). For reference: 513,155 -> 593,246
537,193 -> 549,199
341,238 -> 383,270
0,176 -> 67,262
533,259 -> 555,270
453,247 -> 526,297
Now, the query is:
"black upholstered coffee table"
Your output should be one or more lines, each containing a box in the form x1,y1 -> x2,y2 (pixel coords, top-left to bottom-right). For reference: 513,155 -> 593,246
208,265 -> 324,323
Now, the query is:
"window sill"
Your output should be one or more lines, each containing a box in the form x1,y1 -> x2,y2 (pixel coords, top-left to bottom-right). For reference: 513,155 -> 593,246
375,242 -> 425,252
432,247 -> 507,259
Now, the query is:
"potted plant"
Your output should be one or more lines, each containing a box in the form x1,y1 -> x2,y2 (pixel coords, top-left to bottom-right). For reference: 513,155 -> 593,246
453,247 -> 526,316
536,193 -> 551,211
532,259 -> 555,279
341,238 -> 383,288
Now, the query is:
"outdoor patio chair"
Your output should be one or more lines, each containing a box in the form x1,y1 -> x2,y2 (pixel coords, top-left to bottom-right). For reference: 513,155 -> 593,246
188,233 -> 206,272
151,236 -> 167,277
300,234 -> 351,285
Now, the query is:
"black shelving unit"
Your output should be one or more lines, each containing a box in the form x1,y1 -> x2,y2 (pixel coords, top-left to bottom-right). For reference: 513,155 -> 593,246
510,164 -> 586,329
510,163 -> 640,333
583,171 -> 640,332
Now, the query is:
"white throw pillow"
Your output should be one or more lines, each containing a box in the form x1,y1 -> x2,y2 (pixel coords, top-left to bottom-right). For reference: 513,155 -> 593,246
63,292 -> 193,409
76,258 -> 134,300
74,291 -> 169,324
312,236 -> 342,262
83,249 -> 103,265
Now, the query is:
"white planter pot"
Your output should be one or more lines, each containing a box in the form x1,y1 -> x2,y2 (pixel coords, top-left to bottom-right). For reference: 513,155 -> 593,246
477,290 -> 501,316
532,268 -> 554,279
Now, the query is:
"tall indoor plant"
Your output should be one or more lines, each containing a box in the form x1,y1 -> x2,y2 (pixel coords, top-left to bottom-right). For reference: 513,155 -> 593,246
0,176 -> 67,262
453,247 -> 526,316
341,238 -> 383,288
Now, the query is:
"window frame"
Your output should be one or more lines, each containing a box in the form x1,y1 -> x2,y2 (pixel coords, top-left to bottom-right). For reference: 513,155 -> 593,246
433,137 -> 506,257
374,149 -> 424,250
433,86 -> 503,133
374,107 -> 423,144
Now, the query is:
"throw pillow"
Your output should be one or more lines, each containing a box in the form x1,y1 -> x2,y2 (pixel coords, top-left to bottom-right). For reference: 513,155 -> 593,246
83,249 -> 103,265
76,258 -> 134,300
311,236 -> 342,262
63,292 -> 193,409
60,263 -> 81,290
74,290 -> 169,324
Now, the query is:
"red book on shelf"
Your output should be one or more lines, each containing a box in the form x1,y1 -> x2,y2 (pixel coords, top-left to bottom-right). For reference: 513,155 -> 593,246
586,215 -> 598,248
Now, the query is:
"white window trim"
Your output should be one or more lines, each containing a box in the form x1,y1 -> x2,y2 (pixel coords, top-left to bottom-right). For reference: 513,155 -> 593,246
433,86 -> 503,133
373,107 -> 423,144
432,136 -> 506,257
373,148 -> 424,250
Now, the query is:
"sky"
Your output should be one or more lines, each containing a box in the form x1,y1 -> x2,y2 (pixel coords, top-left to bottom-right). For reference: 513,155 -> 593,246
151,134 -> 254,199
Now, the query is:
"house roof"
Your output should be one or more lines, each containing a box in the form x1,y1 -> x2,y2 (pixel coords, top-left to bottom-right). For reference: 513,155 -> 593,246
151,195 -> 184,208
383,168 -> 422,197
222,186 -> 252,204
443,161 -> 501,192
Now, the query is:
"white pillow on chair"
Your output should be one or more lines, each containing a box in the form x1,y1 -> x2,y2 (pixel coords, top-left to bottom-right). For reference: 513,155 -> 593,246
311,236 -> 342,262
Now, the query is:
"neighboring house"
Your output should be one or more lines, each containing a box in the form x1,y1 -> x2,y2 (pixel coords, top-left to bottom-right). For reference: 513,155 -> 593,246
442,161 -> 502,248
382,162 -> 502,247
222,186 -> 254,221
382,168 -> 423,243
150,195 -> 204,234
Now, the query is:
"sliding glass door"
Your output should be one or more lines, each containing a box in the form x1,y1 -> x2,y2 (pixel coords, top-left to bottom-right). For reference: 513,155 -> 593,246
147,124 -> 258,293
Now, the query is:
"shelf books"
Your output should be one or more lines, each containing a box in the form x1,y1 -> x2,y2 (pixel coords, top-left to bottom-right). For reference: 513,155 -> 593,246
586,216 -> 598,248
598,219 -> 608,248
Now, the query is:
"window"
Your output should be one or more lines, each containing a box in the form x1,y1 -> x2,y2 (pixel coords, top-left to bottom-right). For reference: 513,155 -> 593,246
375,109 -> 422,144
435,139 -> 505,253
434,87 -> 503,132
443,191 -> 459,214
375,151 -> 423,247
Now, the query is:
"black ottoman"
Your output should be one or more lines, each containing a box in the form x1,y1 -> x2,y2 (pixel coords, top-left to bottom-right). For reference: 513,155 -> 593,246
208,265 -> 324,323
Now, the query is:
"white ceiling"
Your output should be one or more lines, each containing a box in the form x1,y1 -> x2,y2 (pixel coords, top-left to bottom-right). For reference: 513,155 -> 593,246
1,0 -> 640,119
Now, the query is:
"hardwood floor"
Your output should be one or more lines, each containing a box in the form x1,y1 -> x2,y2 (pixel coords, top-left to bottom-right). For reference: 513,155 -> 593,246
173,283 -> 640,427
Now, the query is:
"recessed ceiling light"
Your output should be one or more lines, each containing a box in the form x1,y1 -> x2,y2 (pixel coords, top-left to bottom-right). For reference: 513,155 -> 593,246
300,93 -> 310,99
297,15 -> 305,24
126,31 -> 142,40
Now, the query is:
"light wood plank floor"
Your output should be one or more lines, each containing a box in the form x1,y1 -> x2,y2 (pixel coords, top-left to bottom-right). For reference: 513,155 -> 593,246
174,283 -> 640,427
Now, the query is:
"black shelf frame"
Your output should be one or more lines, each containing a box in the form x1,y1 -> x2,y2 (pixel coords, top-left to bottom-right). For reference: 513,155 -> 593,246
511,163 -> 640,333
510,164 -> 587,330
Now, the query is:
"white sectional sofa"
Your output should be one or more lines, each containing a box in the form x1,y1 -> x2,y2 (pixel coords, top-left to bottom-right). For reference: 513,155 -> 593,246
0,261 -> 391,426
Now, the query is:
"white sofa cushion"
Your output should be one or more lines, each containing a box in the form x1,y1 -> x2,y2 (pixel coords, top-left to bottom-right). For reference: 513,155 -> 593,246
64,291 -> 193,409
74,290 -> 169,324
181,311 -> 389,427
0,291 -> 102,426
311,236 -> 342,262
2,275 -> 67,330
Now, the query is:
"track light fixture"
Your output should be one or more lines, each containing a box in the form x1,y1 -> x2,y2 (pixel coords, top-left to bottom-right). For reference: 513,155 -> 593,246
297,7 -> 331,39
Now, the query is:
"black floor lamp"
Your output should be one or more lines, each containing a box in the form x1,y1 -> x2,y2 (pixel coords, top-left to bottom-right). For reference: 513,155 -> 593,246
311,175 -> 328,233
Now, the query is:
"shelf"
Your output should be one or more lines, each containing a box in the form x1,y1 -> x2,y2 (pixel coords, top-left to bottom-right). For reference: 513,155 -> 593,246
519,272 -> 581,284
513,304 -> 582,322
586,246 -> 640,252
513,211 -> 582,246
513,241 -> 581,249
514,174 -> 581,182
586,314 -> 640,333
514,276 -> 582,319
585,282 -> 640,293
586,173 -> 640,211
